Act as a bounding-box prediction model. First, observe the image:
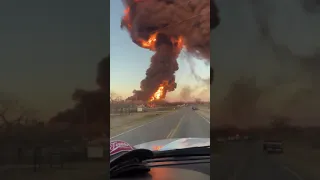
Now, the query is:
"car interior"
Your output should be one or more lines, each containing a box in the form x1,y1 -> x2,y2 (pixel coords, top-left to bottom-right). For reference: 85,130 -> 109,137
111,156 -> 210,180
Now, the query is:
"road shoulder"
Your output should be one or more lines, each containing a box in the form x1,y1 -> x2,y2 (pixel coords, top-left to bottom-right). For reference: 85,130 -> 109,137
110,111 -> 174,138
270,143 -> 320,180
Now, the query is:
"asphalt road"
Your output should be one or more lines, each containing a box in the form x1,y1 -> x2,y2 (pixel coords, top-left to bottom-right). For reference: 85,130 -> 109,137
212,141 -> 308,180
110,107 -> 210,145
109,107 -> 310,180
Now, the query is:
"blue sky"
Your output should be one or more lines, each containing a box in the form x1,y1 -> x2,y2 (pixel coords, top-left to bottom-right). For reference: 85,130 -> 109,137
110,1 -> 210,101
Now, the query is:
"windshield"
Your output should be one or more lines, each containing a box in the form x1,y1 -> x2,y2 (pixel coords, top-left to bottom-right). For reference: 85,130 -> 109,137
110,0 -> 211,147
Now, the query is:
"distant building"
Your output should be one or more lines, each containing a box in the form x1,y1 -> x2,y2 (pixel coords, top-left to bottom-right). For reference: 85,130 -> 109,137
137,104 -> 145,112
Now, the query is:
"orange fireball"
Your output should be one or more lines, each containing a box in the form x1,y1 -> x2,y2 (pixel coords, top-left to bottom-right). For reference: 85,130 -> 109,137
150,84 -> 164,102
122,3 -> 184,51
137,32 -> 158,51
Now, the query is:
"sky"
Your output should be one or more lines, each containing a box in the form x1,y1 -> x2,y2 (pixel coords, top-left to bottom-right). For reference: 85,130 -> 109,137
110,0 -> 210,102
0,0 -> 109,121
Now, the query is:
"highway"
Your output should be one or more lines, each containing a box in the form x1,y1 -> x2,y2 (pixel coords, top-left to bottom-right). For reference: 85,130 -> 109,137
212,141 -> 308,180
110,107 -> 210,145
109,107 -> 310,180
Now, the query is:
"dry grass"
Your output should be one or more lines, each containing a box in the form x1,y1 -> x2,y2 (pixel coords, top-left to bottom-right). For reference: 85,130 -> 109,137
110,111 -> 172,137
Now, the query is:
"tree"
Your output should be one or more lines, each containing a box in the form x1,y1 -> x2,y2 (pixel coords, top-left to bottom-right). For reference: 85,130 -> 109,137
0,94 -> 36,130
115,96 -> 123,103
110,92 -> 117,103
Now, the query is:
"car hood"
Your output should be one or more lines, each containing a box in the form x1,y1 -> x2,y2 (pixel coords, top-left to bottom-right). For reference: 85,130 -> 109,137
133,138 -> 210,151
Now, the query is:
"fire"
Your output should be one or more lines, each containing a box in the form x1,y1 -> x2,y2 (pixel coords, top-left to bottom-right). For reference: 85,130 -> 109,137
150,84 -> 164,102
173,36 -> 184,49
123,7 -> 132,29
122,4 -> 184,51
136,33 -> 184,51
147,102 -> 156,108
122,0 -> 144,31
122,1 -> 184,102
137,32 -> 158,51
149,80 -> 174,102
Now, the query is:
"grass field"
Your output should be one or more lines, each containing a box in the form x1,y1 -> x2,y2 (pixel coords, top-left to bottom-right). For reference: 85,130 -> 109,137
110,111 -> 173,137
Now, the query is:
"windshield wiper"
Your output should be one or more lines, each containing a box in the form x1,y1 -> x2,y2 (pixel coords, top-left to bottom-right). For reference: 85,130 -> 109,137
152,146 -> 210,158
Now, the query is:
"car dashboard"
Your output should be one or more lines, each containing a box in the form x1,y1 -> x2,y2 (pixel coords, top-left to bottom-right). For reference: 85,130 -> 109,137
111,156 -> 210,180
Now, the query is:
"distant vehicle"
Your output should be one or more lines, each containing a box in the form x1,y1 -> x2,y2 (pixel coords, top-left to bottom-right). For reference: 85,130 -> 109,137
263,140 -> 283,153
191,106 -> 198,110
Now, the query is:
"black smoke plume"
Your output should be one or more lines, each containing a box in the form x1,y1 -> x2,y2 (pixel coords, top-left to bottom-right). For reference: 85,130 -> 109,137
121,0 -> 220,100
50,56 -> 109,126
211,0 -> 220,84
127,34 -> 179,101
96,56 -> 109,91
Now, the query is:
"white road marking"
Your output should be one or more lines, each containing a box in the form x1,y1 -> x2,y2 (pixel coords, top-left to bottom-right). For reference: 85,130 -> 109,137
195,111 -> 210,124
110,111 -> 177,139
283,166 -> 304,180
166,129 -> 174,139
169,115 -> 185,138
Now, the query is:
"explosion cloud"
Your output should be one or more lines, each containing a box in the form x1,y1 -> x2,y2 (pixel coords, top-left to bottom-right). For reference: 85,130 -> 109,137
96,56 -> 109,91
129,33 -> 180,101
121,0 -> 220,101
